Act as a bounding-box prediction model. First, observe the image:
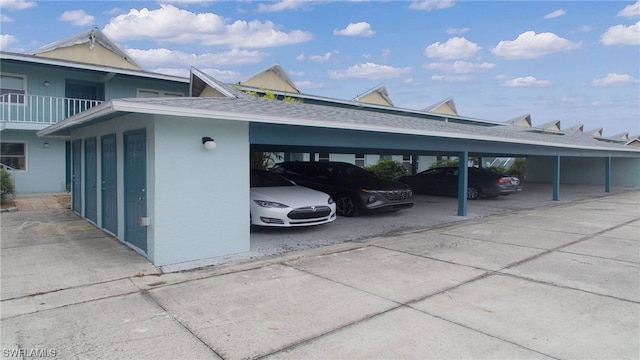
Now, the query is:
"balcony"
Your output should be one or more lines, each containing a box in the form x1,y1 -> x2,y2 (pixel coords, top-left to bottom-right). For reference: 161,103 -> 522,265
1,93 -> 102,130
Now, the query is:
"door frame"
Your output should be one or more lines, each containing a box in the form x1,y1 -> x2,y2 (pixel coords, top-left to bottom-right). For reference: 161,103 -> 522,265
101,134 -> 117,235
123,129 -> 148,253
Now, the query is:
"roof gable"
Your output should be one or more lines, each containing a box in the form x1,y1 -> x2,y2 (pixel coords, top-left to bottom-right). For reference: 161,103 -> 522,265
537,120 -> 561,132
29,27 -> 142,70
585,128 -> 603,137
240,64 -> 299,94
564,124 -> 584,132
190,68 -> 248,98
353,85 -> 394,107
422,98 -> 458,116
504,114 -> 532,127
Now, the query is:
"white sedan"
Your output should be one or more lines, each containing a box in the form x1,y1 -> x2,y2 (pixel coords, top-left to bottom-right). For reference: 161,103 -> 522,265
250,170 -> 337,227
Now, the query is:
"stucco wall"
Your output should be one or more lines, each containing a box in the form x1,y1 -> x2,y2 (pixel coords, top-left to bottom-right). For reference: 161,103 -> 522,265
1,129 -> 67,193
526,155 -> 640,187
70,114 -> 250,267
151,116 -> 250,265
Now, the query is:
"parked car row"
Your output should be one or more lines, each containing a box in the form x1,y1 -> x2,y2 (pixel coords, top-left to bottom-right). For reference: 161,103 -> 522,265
397,167 -> 522,200
250,161 -> 521,228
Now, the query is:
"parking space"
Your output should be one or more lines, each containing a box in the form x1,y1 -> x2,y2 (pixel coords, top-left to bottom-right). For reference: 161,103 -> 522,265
2,188 -> 638,359
248,183 -> 637,262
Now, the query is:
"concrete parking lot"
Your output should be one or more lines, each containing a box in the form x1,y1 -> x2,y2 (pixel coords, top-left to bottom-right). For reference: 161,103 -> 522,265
246,183 -> 638,267
1,185 -> 638,359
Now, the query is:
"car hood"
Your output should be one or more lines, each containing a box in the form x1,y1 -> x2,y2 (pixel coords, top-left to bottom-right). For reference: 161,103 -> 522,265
250,186 -> 331,207
343,176 -> 410,191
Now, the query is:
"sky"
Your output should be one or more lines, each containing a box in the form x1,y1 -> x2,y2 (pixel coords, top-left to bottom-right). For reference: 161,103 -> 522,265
1,0 -> 639,137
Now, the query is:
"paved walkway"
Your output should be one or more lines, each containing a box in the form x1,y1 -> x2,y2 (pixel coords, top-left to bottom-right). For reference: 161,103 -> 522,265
1,191 -> 639,359
1,193 -> 70,212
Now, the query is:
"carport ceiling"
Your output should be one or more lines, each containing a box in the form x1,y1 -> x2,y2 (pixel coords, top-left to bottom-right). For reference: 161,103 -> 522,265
249,122 -> 637,159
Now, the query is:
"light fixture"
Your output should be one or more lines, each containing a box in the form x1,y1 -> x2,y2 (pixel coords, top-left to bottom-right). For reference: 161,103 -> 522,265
43,142 -> 50,148
202,136 -> 216,150
43,81 -> 51,87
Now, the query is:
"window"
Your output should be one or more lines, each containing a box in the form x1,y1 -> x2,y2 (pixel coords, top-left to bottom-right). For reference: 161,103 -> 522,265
0,74 -> 26,104
0,142 -> 26,170
137,89 -> 184,98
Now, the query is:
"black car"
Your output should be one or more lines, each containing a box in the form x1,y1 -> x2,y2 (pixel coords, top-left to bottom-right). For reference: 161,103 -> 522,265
397,167 -> 521,200
270,161 -> 413,217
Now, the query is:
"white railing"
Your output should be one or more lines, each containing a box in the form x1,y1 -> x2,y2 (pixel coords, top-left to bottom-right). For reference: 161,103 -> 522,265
0,93 -> 102,125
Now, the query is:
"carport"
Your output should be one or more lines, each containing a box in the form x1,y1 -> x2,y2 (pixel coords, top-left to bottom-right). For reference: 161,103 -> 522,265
37,95 -> 640,268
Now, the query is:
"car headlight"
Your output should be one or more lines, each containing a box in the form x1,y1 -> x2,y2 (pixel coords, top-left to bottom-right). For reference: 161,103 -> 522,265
254,200 -> 288,208
328,197 -> 334,205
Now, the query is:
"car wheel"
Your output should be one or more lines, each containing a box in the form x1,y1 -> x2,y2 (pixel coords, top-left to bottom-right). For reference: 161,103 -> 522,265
335,194 -> 360,217
467,186 -> 481,200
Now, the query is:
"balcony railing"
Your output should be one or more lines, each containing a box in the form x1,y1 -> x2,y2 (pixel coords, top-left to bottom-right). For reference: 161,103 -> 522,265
0,93 -> 102,125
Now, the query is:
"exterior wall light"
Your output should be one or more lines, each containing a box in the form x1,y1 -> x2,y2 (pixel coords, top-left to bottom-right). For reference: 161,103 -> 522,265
202,137 -> 216,150
43,81 -> 51,87
43,142 -> 50,148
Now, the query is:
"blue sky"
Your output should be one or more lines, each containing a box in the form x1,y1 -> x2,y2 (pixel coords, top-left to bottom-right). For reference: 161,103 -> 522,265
1,0 -> 639,137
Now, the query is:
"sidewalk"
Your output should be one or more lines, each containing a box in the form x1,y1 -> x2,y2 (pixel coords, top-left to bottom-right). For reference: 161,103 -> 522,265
1,191 -> 639,359
0,193 -> 70,212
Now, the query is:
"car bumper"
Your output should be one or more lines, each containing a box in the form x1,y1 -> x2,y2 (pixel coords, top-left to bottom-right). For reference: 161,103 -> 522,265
494,184 -> 521,196
363,200 -> 414,212
251,206 -> 337,227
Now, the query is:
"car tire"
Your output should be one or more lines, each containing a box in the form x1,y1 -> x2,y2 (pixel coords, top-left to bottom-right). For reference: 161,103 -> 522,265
335,194 -> 360,217
467,186 -> 481,200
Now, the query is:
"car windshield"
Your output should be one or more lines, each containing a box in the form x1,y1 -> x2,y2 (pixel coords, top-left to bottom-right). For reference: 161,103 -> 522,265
326,164 -> 377,178
251,171 -> 294,187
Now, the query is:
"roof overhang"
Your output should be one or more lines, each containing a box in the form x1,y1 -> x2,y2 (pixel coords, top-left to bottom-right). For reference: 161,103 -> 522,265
36,98 -> 640,158
0,52 -> 189,83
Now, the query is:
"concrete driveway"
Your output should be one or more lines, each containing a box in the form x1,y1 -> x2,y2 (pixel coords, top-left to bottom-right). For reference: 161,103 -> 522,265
1,189 -> 639,359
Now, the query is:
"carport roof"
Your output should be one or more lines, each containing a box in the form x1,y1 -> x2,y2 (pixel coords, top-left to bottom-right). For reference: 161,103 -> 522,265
38,96 -> 640,157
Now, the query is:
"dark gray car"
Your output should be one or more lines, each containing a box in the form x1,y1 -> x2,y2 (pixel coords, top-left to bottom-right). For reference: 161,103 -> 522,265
397,167 -> 521,200
270,161 -> 413,217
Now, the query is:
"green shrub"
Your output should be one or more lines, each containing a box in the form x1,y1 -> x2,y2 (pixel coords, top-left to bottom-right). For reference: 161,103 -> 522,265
364,159 -> 408,179
429,158 -> 459,168
485,165 -> 508,175
508,158 -> 526,178
1,169 -> 15,200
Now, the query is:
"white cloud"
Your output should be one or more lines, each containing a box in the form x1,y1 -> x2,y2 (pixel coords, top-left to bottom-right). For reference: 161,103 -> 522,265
309,51 -> 337,62
431,74 -> 473,82
544,9 -> 566,19
500,76 -> 552,87
296,54 -> 306,61
618,0 -> 640,18
0,0 -> 36,10
1,14 -> 13,22
491,31 -> 581,59
125,48 -> 266,68
0,34 -> 17,50
329,62 -> 411,80
257,0 -> 310,12
600,21 -> 640,45
333,22 -> 375,37
426,61 -> 495,74
295,80 -> 324,89
409,0 -> 455,11
571,25 -> 591,33
591,73 -> 639,86
58,10 -> 95,26
103,4 -> 313,48
447,27 -> 469,35
425,37 -> 481,60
